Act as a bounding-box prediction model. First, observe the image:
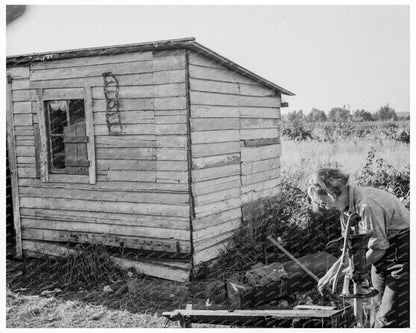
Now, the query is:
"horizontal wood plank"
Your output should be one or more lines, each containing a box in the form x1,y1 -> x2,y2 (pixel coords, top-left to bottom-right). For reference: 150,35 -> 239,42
19,186 -> 189,205
240,128 -> 279,139
94,124 -> 155,136
18,178 -> 188,192
192,153 -> 240,170
191,130 -> 239,144
188,52 -> 225,69
241,168 -> 280,186
190,91 -> 280,108
193,218 -> 241,242
191,175 -> 241,196
194,197 -> 241,218
93,98 -> 153,111
241,158 -> 280,175
31,61 -> 154,81
17,156 -> 36,164
22,228 -> 188,253
155,124 -> 187,135
241,118 -> 278,129
98,170 -> 157,182
95,135 -> 156,148
157,148 -> 188,161
17,167 -> 36,178
42,88 -> 84,100
153,50 -> 186,71
242,186 -> 281,204
97,159 -> 187,171
12,90 -> 32,102
22,228 -> 190,253
7,66 -> 30,79
189,64 -> 254,85
156,171 -> 189,184
155,115 -> 186,124
193,238 -> 232,265
13,101 -> 32,114
193,229 -> 235,252
194,188 -> 241,206
20,196 -> 189,217
31,51 -> 153,70
21,218 -> 190,241
13,114 -> 32,126
191,105 -> 240,118
96,147 -> 156,160
16,146 -> 35,157
156,136 -> 187,148
241,177 -> 280,194
241,144 -> 281,162
190,78 -> 276,97
192,164 -> 240,182
243,138 -> 280,147
192,207 -> 242,231
30,70 -> 185,89
191,118 -> 239,131
93,111 -> 154,125
20,208 -> 190,229
92,85 -> 155,99
154,96 -> 187,110
240,107 -> 280,118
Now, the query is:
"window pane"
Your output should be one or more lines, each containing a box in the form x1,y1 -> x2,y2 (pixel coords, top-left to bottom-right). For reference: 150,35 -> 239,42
47,101 -> 68,134
50,136 -> 65,169
69,99 -> 85,125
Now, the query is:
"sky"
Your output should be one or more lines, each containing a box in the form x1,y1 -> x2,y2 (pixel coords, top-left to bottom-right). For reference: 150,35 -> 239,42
6,4 -> 410,114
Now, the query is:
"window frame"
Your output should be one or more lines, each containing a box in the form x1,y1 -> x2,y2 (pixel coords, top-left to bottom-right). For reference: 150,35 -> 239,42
35,86 -> 96,184
45,99 -> 87,174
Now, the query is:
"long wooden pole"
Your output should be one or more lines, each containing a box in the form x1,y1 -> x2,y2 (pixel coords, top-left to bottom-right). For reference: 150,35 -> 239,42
267,236 -> 319,282
267,236 -> 352,307
6,75 -> 23,259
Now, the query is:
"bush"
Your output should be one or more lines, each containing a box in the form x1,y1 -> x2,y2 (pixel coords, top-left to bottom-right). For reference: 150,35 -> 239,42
396,129 -> 410,144
356,147 -> 410,208
282,120 -> 313,141
207,174 -> 340,280
208,148 -> 410,280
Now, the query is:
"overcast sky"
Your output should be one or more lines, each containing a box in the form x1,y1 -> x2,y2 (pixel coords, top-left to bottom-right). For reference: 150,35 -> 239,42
6,5 -> 410,114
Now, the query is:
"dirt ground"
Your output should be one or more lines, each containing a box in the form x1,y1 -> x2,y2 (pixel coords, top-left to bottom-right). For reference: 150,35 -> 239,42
6,256 -> 371,328
5,257 -> 225,328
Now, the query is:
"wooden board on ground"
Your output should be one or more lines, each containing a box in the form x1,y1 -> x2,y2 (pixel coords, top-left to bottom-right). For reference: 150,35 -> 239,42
22,240 -> 190,282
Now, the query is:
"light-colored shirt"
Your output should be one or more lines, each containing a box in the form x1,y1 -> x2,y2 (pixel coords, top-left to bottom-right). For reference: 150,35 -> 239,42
340,185 -> 410,250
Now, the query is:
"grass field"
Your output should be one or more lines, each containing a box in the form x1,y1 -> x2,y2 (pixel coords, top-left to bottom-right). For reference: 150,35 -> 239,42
280,137 -> 410,189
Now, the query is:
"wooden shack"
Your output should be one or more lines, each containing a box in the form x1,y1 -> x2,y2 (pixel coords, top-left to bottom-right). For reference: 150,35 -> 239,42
6,37 -> 294,281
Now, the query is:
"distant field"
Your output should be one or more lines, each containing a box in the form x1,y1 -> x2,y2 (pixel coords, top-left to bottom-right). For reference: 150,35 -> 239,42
280,138 -> 410,190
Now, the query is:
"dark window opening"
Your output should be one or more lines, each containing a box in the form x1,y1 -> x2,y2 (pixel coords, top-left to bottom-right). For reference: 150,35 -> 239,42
45,99 -> 89,175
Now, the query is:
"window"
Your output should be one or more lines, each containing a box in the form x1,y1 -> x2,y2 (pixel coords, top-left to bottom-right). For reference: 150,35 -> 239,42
44,99 -> 89,175
36,87 -> 96,184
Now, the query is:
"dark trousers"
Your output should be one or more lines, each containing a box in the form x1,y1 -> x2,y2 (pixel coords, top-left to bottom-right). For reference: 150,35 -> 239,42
370,230 -> 409,328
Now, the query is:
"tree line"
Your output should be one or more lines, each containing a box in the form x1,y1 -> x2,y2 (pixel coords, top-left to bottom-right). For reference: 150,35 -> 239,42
284,104 -> 408,123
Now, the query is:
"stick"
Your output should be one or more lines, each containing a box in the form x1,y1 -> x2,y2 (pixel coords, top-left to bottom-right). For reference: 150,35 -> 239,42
267,236 -> 319,282
267,236 -> 352,305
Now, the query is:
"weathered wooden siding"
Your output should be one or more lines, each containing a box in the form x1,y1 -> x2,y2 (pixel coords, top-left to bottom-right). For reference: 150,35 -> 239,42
188,51 -> 282,265
7,50 -> 192,258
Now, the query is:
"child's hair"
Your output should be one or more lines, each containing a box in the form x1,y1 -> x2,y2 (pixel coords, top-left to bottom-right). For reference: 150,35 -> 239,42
308,168 -> 349,198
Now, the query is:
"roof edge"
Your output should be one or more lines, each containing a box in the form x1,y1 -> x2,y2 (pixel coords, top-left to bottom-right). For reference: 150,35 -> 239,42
186,42 -> 295,96
6,37 -> 295,96
6,37 -> 196,66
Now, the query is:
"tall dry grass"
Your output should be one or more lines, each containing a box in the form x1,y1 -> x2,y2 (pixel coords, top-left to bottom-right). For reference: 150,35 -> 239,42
280,138 -> 410,190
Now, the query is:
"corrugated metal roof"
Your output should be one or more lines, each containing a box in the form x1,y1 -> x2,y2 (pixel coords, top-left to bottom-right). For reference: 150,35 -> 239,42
7,37 -> 295,96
